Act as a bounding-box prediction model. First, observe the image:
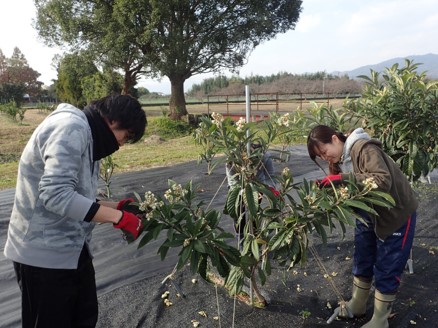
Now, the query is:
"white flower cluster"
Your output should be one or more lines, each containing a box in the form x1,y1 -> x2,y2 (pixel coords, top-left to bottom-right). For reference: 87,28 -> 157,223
282,167 -> 290,178
362,177 -> 378,190
277,113 -> 292,127
139,191 -> 164,220
304,194 -> 316,204
338,186 -> 349,199
235,117 -> 246,132
164,183 -> 188,203
211,112 -> 224,127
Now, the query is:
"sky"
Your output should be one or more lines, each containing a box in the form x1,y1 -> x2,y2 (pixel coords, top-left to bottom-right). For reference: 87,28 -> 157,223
1,0 -> 438,94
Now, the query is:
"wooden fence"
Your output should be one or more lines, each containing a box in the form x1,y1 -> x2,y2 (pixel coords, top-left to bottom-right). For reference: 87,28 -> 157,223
205,92 -> 361,116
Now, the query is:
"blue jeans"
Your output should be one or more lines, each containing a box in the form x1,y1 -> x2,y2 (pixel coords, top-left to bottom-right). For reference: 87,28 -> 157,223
352,212 -> 416,294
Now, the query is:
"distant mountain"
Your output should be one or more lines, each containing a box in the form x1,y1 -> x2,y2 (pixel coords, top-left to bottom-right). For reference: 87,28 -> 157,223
335,53 -> 438,79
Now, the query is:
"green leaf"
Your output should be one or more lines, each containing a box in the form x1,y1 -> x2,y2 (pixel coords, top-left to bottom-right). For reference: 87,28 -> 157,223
158,245 -> 169,261
251,239 -> 260,261
258,267 -> 267,286
263,208 -> 282,217
190,250 -> 200,274
177,244 -> 193,270
163,238 -> 185,247
364,198 -> 392,208
225,267 -> 245,295
138,230 -> 155,248
219,246 -> 241,266
193,240 -> 207,253
270,230 -> 287,250
198,256 -> 208,280
313,221 -> 327,245
152,224 -> 164,239
244,183 -> 259,218
216,254 -> 230,277
343,199 -> 378,214
262,256 -> 272,275
367,191 -> 395,206
225,186 -> 241,219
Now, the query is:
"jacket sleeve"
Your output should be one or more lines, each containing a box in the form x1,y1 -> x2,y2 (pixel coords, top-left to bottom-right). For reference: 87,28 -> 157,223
38,115 -> 95,221
351,144 -> 393,192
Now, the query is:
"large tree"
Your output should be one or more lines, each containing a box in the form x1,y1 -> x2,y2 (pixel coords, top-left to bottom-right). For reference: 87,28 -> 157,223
56,52 -> 99,107
34,0 -> 150,96
34,0 -> 302,119
0,47 -> 42,104
139,0 -> 302,119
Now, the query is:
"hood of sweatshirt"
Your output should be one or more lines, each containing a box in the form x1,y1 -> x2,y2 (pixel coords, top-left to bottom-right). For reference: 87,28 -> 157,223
340,128 -> 371,172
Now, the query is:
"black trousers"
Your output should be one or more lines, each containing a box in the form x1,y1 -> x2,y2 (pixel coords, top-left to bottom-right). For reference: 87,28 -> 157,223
13,246 -> 98,328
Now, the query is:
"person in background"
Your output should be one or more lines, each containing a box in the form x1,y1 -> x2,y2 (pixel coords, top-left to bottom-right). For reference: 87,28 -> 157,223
307,125 -> 417,328
3,95 -> 147,328
225,143 -> 279,244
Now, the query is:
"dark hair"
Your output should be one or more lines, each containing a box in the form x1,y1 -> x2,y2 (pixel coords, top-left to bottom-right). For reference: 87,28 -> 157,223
307,125 -> 347,174
90,95 -> 147,143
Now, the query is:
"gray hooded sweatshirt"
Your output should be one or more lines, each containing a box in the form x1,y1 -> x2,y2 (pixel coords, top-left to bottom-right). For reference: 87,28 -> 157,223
4,104 -> 99,269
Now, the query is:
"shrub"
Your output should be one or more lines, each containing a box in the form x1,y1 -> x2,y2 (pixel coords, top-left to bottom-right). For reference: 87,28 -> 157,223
150,116 -> 194,139
348,60 -> 438,181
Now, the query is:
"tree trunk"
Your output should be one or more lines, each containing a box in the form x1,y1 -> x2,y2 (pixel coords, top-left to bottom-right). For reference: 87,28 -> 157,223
122,70 -> 136,95
168,75 -> 188,120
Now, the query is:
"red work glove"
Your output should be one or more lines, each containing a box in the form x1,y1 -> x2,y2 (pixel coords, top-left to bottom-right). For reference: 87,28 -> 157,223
113,211 -> 143,242
317,174 -> 343,187
269,186 -> 280,197
117,198 -> 135,210
117,198 -> 144,216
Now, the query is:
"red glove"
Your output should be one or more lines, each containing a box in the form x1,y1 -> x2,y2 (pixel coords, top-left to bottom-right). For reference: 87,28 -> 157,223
117,198 -> 135,210
269,186 -> 280,197
318,174 -> 342,187
117,198 -> 144,216
113,211 -> 143,242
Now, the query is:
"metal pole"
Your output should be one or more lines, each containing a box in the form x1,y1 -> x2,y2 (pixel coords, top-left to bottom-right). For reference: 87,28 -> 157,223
245,85 -> 251,153
245,85 -> 253,305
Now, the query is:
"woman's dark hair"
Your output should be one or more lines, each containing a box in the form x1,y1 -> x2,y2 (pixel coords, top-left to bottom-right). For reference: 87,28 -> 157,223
307,125 -> 347,174
90,95 -> 147,143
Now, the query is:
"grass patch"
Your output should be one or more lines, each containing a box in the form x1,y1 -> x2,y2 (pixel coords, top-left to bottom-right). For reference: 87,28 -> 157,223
0,109 -> 202,190
112,136 -> 201,173
0,161 -> 19,190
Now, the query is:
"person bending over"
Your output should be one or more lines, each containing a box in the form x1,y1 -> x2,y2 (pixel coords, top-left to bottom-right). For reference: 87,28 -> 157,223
307,125 -> 417,328
4,95 -> 147,328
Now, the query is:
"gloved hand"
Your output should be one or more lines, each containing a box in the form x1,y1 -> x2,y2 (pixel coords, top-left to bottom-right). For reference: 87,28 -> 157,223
117,198 -> 143,215
269,186 -> 280,197
317,174 -> 343,188
117,198 -> 135,210
113,211 -> 143,242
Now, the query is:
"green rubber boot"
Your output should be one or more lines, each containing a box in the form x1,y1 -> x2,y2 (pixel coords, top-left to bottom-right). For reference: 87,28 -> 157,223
361,290 -> 396,328
337,276 -> 372,318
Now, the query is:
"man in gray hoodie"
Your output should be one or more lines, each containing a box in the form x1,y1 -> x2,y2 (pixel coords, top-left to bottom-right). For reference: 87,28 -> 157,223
4,95 -> 147,327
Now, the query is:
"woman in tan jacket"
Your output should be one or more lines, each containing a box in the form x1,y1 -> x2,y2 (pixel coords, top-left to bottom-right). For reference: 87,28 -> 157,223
307,125 -> 417,328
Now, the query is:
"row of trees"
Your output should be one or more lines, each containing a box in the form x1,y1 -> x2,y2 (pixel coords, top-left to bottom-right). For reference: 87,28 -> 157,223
33,0 -> 304,119
187,72 -> 362,97
0,47 -> 43,106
